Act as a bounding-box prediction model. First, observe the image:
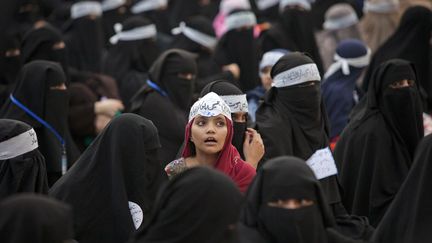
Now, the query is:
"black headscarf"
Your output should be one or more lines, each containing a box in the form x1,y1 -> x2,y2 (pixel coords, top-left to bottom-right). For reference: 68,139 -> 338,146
49,113 -> 167,243
255,52 -> 344,217
213,9 -> 260,92
130,49 -> 197,165
63,5 -> 104,73
200,80 -> 248,158
21,23 -> 69,79
101,2 -> 129,47
372,134 -> 432,243
0,193 -> 75,243
0,119 -> 48,198
132,166 -> 243,243
0,33 -> 21,105
103,16 -> 161,109
241,156 -> 336,243
334,59 -> 423,226
0,60 -> 80,185
361,6 -> 432,110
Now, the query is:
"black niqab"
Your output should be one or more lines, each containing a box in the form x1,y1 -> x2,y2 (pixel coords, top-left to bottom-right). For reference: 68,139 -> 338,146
0,119 -> 48,198
361,6 -> 432,110
241,156 -> 336,243
334,59 -> 423,226
0,193 -> 74,243
132,167 -> 243,243
0,60 -> 80,184
49,113 -> 167,243
0,34 -> 21,105
372,134 -> 432,243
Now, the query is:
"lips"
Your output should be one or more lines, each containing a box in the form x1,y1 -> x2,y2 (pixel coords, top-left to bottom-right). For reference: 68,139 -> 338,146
204,137 -> 217,144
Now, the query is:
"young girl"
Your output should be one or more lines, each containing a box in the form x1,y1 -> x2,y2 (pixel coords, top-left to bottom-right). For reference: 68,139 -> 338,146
165,92 -> 256,193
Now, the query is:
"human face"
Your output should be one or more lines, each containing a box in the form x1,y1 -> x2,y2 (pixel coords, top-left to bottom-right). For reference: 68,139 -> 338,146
267,199 -> 314,209
260,66 -> 272,90
388,79 -> 415,89
190,114 -> 228,155
232,112 -> 247,123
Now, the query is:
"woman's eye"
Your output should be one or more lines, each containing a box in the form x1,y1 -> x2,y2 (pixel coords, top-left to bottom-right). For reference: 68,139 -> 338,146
197,121 -> 205,126
216,121 -> 225,127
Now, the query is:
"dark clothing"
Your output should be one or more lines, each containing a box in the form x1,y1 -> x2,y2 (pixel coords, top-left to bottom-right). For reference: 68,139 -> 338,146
50,114 -> 167,243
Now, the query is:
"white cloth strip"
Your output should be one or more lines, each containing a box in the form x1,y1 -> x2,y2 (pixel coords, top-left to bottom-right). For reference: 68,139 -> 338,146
171,22 -> 217,49
323,48 -> 371,79
189,92 -> 232,122
102,0 -> 126,11
279,0 -> 313,11
225,11 -> 257,32
221,94 -> 249,113
363,0 -> 399,13
110,24 -> 157,44
273,63 -> 321,88
71,1 -> 102,19
256,0 -> 280,10
0,128 -> 38,160
259,51 -> 285,72
323,12 -> 359,30
131,0 -> 167,14
306,147 -> 338,180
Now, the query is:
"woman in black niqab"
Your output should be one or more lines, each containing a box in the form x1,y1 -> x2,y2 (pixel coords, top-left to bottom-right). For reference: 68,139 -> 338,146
241,156 -> 336,243
213,9 -> 260,92
0,60 -> 80,186
103,16 -> 161,109
130,49 -> 197,166
49,113 -> 167,243
0,193 -> 75,243
361,6 -> 432,110
0,119 -> 48,198
132,167 -> 243,243
0,33 -> 21,106
372,134 -> 432,243
334,59 -> 423,227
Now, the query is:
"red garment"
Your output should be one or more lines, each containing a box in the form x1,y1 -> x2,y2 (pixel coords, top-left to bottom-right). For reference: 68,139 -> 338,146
182,117 -> 256,193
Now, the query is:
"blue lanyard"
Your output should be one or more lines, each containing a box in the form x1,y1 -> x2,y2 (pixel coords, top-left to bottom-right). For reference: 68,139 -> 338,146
147,80 -> 168,97
10,94 -> 68,174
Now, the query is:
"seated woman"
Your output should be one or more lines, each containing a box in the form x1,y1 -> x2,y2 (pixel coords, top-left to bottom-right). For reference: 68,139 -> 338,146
165,92 -> 256,193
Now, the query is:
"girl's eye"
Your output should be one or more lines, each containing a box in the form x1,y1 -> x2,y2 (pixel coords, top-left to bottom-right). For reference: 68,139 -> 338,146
196,120 -> 205,126
216,121 -> 225,127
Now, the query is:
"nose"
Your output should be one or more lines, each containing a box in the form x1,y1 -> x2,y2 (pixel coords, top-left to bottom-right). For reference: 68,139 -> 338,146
205,122 -> 216,134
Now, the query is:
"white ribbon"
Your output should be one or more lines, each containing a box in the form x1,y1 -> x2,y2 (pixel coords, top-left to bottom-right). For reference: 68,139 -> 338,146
323,11 -> 359,30
220,94 -> 249,113
109,23 -> 157,44
279,0 -> 314,11
71,1 -> 102,19
323,48 -> 371,79
171,22 -> 217,49
273,63 -> 321,88
189,92 -> 232,122
0,128 -> 38,160
225,11 -> 257,32
131,0 -> 167,14
363,0 -> 399,13
256,0 -> 280,10
101,0 -> 126,11
259,51 -> 286,75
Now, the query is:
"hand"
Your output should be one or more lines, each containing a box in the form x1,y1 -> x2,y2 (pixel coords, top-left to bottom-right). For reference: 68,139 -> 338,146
94,114 -> 112,134
243,128 -> 265,169
222,63 -> 240,80
94,99 -> 124,117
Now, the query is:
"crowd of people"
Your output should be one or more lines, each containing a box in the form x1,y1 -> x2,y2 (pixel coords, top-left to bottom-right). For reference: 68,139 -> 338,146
0,0 -> 432,242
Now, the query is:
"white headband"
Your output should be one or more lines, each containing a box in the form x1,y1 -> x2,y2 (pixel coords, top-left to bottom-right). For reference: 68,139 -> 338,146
131,0 -> 167,14
323,12 -> 359,30
260,51 -> 286,75
273,63 -> 321,88
363,0 -> 399,13
323,48 -> 371,79
256,0 -> 280,10
0,128 -> 38,160
71,1 -> 102,19
221,94 -> 249,113
189,92 -> 232,122
172,22 -> 217,50
110,23 -> 157,44
225,11 -> 257,32
279,0 -> 313,11
101,0 -> 126,11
